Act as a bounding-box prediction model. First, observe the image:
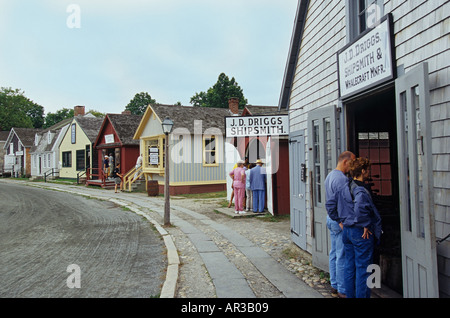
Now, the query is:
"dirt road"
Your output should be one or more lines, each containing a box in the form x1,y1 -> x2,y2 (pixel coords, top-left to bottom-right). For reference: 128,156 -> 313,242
0,182 -> 166,298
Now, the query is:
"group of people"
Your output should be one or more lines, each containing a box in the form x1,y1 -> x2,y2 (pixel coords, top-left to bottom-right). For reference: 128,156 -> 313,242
103,153 -> 144,194
325,151 -> 383,298
228,158 -> 266,215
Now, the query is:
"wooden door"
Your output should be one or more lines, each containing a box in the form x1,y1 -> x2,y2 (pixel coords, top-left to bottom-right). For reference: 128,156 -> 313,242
395,62 -> 439,297
308,106 -> 338,271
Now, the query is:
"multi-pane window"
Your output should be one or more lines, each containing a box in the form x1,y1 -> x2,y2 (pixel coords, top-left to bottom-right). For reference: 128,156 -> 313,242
76,149 -> 85,171
358,132 -> 392,196
145,136 -> 165,172
203,135 -> 218,166
313,121 -> 322,205
62,151 -> 72,168
348,0 -> 384,40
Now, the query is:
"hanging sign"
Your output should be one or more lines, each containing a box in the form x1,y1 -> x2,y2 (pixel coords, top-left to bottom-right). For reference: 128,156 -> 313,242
337,14 -> 395,99
149,147 -> 159,165
225,115 -> 289,138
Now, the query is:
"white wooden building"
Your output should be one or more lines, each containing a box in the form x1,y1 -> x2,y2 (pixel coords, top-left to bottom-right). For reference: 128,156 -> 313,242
30,121 -> 70,179
280,0 -> 449,297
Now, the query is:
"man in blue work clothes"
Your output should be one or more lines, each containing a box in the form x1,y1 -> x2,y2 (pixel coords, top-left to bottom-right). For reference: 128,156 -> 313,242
325,151 -> 355,298
249,159 -> 266,213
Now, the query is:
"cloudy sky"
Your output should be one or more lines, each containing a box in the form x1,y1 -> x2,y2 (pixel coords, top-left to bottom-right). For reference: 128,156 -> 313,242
0,0 -> 298,115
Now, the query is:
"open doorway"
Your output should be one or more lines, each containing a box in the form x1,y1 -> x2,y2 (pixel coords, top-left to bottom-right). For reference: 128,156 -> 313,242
345,86 -> 403,295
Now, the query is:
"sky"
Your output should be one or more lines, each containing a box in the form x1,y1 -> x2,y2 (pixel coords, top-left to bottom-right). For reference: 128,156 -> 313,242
0,0 -> 298,115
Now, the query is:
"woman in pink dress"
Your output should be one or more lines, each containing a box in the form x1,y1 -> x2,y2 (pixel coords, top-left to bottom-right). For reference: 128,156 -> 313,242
229,160 -> 246,214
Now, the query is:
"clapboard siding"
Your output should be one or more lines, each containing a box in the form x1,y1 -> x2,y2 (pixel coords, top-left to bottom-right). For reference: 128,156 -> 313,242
288,0 -> 450,295
390,0 -> 450,268
289,1 -> 346,134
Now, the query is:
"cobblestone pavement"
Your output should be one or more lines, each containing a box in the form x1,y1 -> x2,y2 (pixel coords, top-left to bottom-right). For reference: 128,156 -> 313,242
167,197 -> 337,298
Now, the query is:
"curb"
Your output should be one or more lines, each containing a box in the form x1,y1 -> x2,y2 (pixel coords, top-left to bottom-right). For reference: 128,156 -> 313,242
125,204 -> 180,298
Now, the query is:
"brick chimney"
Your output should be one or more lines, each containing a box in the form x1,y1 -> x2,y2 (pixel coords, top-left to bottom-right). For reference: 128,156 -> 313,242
228,97 -> 239,115
74,106 -> 85,117
122,110 -> 132,115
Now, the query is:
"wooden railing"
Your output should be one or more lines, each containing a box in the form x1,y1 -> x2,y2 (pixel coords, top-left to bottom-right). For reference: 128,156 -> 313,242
123,165 -> 143,192
43,168 -> 59,182
79,166 -> 107,186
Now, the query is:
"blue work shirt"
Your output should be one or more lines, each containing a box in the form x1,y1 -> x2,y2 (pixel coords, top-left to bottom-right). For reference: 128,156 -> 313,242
249,165 -> 266,191
325,169 -> 349,222
338,179 -> 383,240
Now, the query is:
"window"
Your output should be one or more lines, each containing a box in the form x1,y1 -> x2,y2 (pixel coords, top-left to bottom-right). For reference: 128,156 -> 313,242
347,0 -> 384,40
144,136 -> 165,172
62,151 -> 72,167
313,121 -> 322,205
76,149 -> 85,171
203,135 -> 218,166
358,132 -> 392,196
71,123 -> 76,144
10,143 -> 13,155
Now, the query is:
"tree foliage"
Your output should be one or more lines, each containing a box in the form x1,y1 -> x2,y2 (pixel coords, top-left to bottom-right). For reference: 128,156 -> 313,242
43,108 -> 74,128
190,73 -> 247,109
125,92 -> 156,115
0,87 -> 44,130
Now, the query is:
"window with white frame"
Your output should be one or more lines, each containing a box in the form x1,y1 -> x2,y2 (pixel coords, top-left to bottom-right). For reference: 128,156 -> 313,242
203,135 -> 218,166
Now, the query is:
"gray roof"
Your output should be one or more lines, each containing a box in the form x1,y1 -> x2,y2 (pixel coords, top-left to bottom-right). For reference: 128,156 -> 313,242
10,128 -> 42,147
75,116 -> 104,142
244,105 -> 289,116
0,131 -> 9,141
30,124 -> 70,153
104,114 -> 142,146
151,104 -> 233,133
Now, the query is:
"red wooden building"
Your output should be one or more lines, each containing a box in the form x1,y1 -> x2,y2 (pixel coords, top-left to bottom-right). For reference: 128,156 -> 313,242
88,112 -> 142,187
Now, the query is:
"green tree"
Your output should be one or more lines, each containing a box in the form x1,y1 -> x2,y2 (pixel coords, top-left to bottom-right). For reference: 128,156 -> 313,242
190,73 -> 247,109
0,87 -> 44,130
44,108 -> 74,128
86,109 -> 105,118
125,92 -> 156,115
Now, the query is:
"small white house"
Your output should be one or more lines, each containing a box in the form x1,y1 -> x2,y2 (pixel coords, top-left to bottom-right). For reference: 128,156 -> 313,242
30,121 -> 70,179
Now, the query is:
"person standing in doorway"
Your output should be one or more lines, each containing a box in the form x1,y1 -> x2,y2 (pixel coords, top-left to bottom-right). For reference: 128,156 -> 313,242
340,157 -> 382,298
108,153 -> 114,176
245,163 -> 254,212
113,163 -> 123,193
133,154 -> 143,181
325,151 -> 355,298
103,155 -> 110,181
249,159 -> 266,213
229,160 -> 246,214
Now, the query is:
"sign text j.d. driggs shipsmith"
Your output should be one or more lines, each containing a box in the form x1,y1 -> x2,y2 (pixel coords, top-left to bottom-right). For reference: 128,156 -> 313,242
225,115 -> 289,138
338,14 -> 395,99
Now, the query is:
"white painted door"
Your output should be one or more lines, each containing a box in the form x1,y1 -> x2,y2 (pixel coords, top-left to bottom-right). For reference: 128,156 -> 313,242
265,137 -> 273,215
289,130 -> 307,249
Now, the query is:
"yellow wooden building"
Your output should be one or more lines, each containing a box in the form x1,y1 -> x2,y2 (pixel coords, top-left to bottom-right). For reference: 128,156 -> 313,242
58,115 -> 104,179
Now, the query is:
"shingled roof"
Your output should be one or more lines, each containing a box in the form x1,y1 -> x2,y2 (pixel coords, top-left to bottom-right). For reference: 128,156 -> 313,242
7,128 -> 42,148
150,104 -> 233,133
75,116 -> 104,142
244,105 -> 289,116
98,113 -> 142,146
